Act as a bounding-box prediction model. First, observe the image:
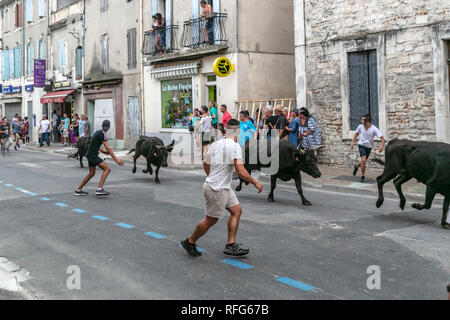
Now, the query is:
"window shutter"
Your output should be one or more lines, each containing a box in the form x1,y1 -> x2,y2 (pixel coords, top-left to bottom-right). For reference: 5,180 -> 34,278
14,47 -> 20,78
76,48 -> 83,79
127,29 -> 137,69
4,50 -> 10,80
41,38 -> 46,59
29,42 -> 34,75
59,42 -> 64,72
18,3 -> 23,27
27,0 -> 33,22
14,5 -> 17,28
151,0 -> 158,15
39,0 -> 45,17
1,51 -> 4,81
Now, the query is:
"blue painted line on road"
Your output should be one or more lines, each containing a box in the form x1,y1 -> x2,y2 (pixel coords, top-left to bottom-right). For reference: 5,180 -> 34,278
25,191 -> 38,196
15,187 -> 24,191
55,202 -> 69,208
145,232 -> 167,240
40,197 -> 51,201
92,215 -> 110,221
221,259 -> 253,270
5,184 -> 13,187
276,277 -> 315,291
178,244 -> 205,253
115,223 -> 135,229
73,209 -> 87,214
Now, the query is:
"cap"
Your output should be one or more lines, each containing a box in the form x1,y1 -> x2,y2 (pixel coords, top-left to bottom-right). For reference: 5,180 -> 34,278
274,105 -> 283,112
102,120 -> 111,131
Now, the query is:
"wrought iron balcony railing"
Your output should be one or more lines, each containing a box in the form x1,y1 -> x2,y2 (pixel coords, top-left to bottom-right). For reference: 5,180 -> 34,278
181,13 -> 227,48
142,25 -> 179,56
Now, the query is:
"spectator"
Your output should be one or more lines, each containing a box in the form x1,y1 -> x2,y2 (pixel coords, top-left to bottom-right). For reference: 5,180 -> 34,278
200,0 -> 214,45
0,118 -> 11,155
38,114 -> 51,148
189,108 -> 202,150
52,110 -> 59,142
21,117 -> 29,144
62,113 -> 70,146
210,101 -> 218,130
274,105 -> 289,140
263,107 -> 278,140
200,106 -> 213,159
79,115 -> 87,138
220,104 -> 232,128
72,114 -> 80,142
150,13 -> 166,54
85,116 -> 91,138
286,110 -> 300,147
298,107 -> 322,151
238,110 -> 256,146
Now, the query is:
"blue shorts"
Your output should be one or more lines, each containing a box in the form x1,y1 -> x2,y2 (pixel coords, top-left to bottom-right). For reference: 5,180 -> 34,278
358,145 -> 372,158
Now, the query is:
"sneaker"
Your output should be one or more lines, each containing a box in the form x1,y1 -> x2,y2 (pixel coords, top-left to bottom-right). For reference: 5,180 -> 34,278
14,146 -> 17,151
181,239 -> 202,257
95,189 -> 109,196
223,243 -> 250,256
353,165 -> 359,176
73,190 -> 89,196
360,176 -> 366,183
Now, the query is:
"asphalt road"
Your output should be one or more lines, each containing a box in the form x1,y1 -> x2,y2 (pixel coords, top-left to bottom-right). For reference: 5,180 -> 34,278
0,149 -> 449,300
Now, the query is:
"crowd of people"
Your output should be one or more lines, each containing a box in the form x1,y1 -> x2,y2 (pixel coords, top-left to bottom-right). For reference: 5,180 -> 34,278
0,111 -> 92,155
188,102 -> 323,159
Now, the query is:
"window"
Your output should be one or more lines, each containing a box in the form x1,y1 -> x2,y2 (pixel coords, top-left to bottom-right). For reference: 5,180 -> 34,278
14,3 -> 23,28
127,28 -> 137,70
59,41 -> 67,73
2,50 -> 11,80
101,34 -> 109,73
28,42 -> 34,76
5,9 -> 10,32
39,0 -> 45,17
39,38 -> 46,59
26,0 -> 33,22
76,47 -> 83,79
100,0 -> 109,12
161,78 -> 193,129
447,41 -> 450,95
14,46 -> 20,78
348,50 -> 379,129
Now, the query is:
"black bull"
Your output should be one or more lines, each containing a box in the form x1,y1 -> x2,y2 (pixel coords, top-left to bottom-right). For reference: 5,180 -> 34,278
236,139 -> 322,206
374,139 -> 450,229
68,136 -> 92,168
128,136 -> 175,184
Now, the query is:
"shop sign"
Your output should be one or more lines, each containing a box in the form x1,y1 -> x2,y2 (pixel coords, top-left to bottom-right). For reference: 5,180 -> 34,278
213,57 -> 234,78
34,59 -> 46,88
54,80 -> 72,89
3,86 -> 21,94
25,85 -> 34,92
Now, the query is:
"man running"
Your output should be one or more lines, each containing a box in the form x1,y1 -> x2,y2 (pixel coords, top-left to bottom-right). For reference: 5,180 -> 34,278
350,114 -> 385,183
0,118 -> 10,156
181,119 -> 263,257
74,120 -> 124,196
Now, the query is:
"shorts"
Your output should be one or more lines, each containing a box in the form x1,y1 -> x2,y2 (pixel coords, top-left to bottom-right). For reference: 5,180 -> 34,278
202,131 -> 212,146
358,145 -> 372,158
63,129 -> 69,138
203,183 -> 240,218
87,155 -> 104,167
212,123 -> 218,129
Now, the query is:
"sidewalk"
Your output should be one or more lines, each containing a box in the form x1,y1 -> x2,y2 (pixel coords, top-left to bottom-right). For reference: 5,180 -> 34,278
20,142 -> 435,204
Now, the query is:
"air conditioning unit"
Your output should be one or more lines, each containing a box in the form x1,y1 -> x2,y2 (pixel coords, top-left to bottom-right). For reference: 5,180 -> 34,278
46,69 -> 54,79
62,65 -> 72,77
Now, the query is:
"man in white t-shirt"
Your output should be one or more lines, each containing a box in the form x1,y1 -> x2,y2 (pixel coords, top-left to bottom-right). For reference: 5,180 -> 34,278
350,114 -> 385,183
181,119 -> 263,257
39,114 -> 51,148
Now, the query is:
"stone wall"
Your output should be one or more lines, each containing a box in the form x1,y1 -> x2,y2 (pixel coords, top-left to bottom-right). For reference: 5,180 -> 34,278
298,0 -> 450,167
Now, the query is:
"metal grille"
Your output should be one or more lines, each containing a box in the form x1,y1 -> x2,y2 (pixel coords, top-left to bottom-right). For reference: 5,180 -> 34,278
181,13 -> 227,48
142,25 -> 179,56
348,50 -> 379,128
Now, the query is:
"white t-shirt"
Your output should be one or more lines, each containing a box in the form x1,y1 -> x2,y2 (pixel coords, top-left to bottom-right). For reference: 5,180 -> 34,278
200,115 -> 212,133
205,138 -> 243,191
356,124 -> 383,148
41,120 -> 51,133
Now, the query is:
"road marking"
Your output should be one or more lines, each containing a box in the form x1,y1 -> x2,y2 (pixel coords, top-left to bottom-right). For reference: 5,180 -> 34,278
115,223 -> 135,229
17,163 -> 43,168
15,187 -> 24,191
92,215 -> 110,221
23,191 -> 38,196
40,197 -> 51,201
73,209 -> 87,214
54,202 -> 69,208
178,244 -> 205,253
145,232 -> 167,240
221,259 -> 253,270
4,184 -> 13,187
276,277 -> 315,291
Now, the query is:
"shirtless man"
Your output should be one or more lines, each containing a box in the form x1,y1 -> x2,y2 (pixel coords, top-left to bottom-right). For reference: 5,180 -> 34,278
200,0 -> 214,45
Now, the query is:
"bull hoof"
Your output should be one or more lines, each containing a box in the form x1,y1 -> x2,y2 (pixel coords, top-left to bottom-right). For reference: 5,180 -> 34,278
399,201 -> 406,211
267,197 -> 274,203
235,185 -> 242,192
376,199 -> 384,208
302,200 -> 312,206
143,170 -> 148,174
132,168 -> 136,174
442,223 -> 450,230
149,170 -> 153,175
155,179 -> 161,184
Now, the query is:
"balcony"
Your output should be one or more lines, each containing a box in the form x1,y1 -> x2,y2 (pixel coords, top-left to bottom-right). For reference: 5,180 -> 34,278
142,25 -> 179,57
181,13 -> 228,49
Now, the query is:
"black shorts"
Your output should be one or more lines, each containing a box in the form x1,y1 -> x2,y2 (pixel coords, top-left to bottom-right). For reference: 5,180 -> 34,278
87,156 -> 104,167
202,132 -> 212,146
358,145 -> 372,158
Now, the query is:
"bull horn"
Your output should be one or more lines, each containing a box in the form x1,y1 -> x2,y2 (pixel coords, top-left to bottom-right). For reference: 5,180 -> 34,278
168,140 -> 175,147
155,145 -> 161,150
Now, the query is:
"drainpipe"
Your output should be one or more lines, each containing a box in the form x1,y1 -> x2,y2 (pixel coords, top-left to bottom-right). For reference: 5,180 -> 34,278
82,0 -> 86,114
22,0 -> 25,117
140,0 -> 146,135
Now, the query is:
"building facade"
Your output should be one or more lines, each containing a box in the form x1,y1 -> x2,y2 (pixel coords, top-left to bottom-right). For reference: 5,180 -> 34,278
142,0 -> 295,154
0,0 -> 48,141
295,0 -> 450,166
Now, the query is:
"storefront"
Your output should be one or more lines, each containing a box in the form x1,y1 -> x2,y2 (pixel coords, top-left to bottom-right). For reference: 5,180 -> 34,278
1,85 -> 23,120
40,89 -> 77,119
160,78 -> 193,130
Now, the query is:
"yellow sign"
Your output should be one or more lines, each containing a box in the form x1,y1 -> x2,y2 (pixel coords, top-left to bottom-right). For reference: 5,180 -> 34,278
213,57 -> 234,77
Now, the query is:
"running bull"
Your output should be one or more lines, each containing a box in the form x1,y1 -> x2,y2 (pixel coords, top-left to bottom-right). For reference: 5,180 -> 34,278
373,139 -> 450,229
68,136 -> 92,168
128,136 -> 175,184
235,140 -> 322,206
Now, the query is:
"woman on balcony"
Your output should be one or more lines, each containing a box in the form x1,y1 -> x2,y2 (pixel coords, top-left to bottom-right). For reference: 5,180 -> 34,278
150,13 -> 166,54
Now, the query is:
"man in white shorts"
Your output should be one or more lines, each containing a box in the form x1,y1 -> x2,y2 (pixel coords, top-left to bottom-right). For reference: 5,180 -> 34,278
181,119 -> 263,257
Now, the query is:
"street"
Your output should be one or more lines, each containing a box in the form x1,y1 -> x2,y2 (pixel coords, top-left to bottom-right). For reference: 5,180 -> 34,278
0,149 -> 449,300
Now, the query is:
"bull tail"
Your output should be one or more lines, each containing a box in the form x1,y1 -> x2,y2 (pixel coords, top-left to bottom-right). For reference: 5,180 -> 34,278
127,148 -> 136,155
371,158 -> 385,166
